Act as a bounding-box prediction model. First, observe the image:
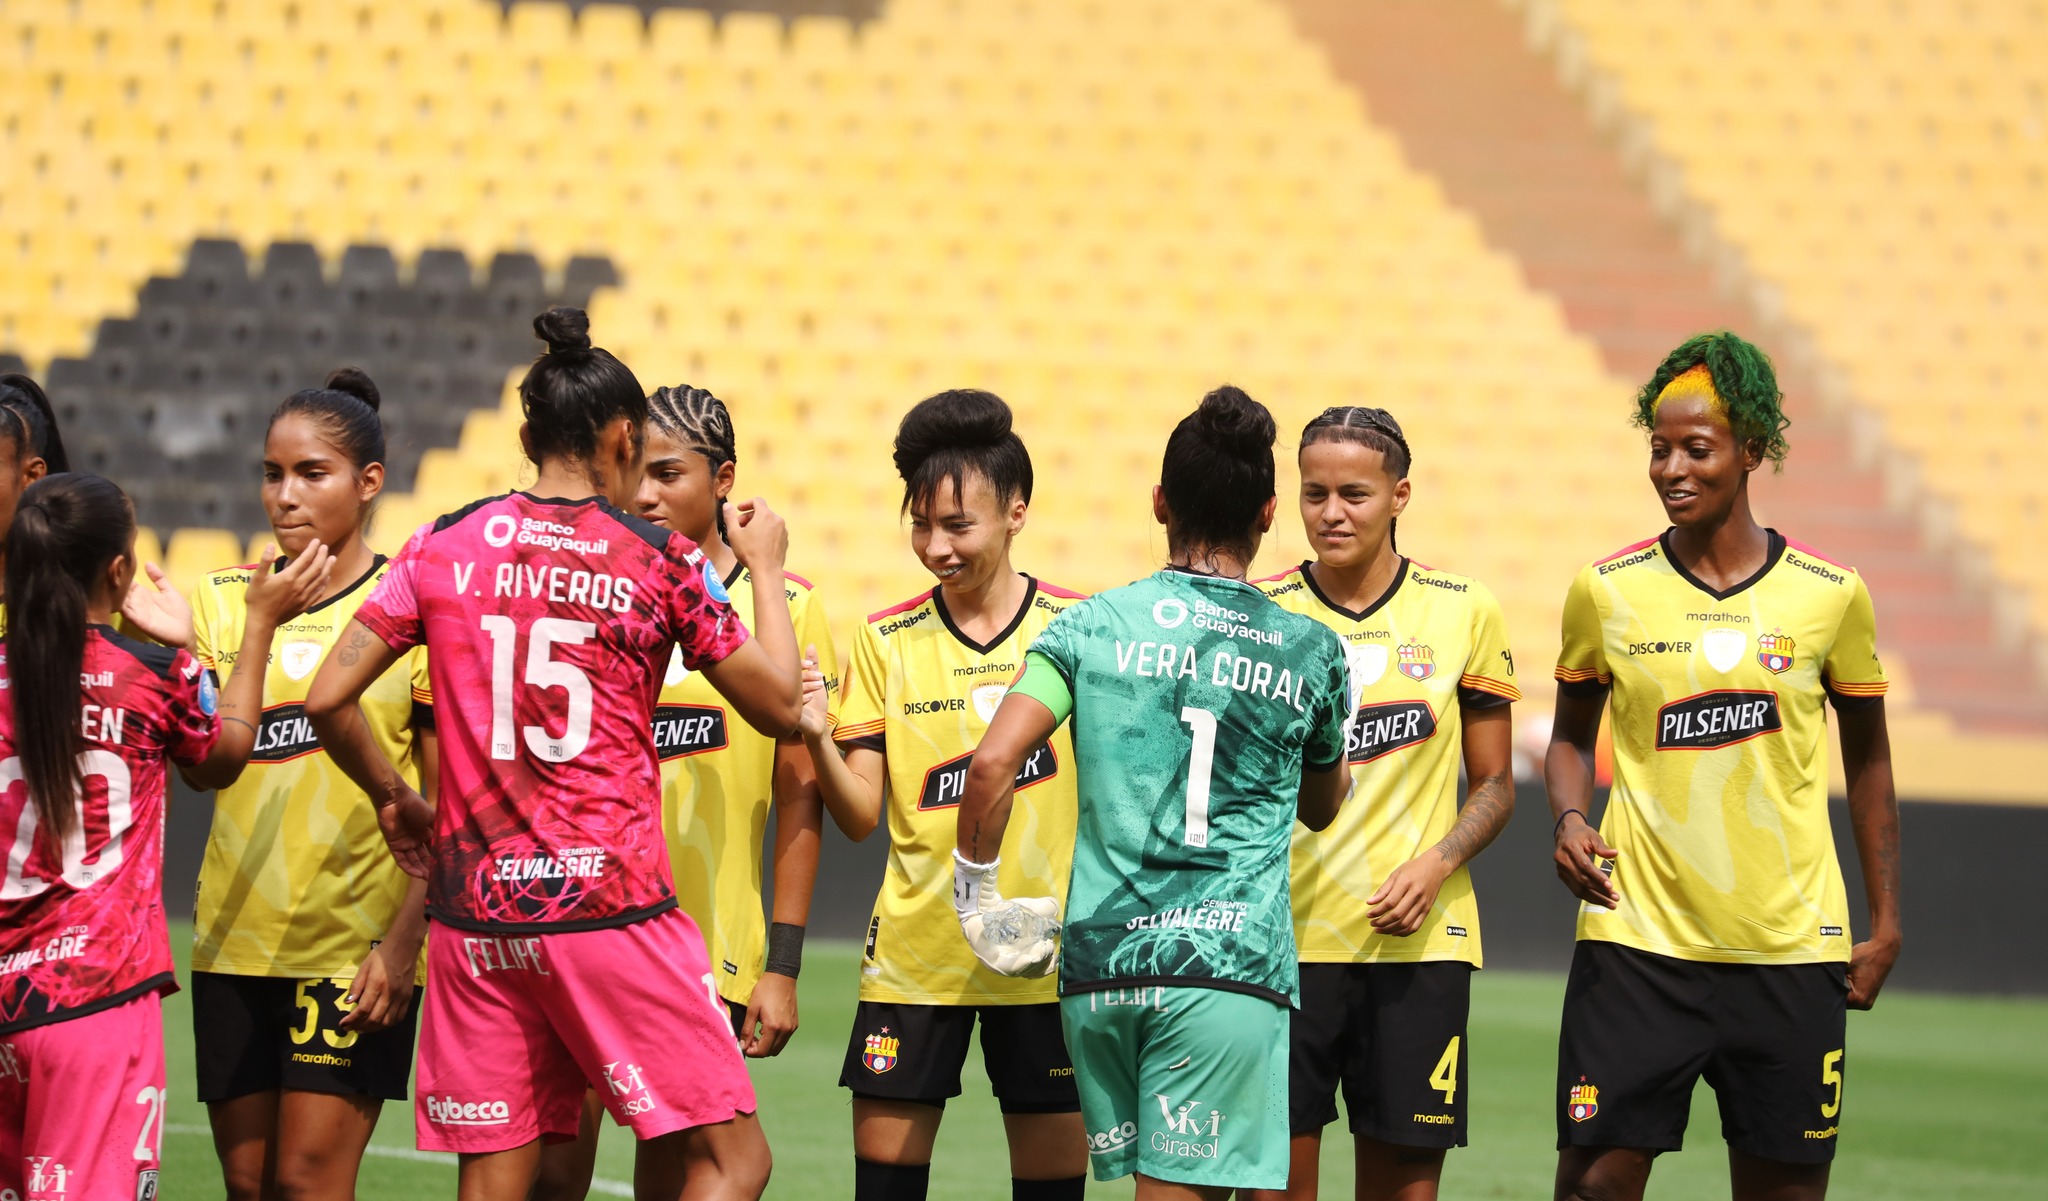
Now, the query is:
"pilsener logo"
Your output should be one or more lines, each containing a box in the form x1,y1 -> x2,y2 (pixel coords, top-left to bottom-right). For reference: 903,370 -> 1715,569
1656,690 -> 1783,750
1348,700 -> 1438,763
917,741 -> 1058,810
426,1096 -> 512,1126
249,703 -> 321,763
652,705 -> 728,760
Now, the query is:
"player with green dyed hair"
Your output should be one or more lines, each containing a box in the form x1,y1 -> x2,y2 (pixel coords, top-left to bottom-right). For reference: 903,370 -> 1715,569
955,385 -> 1354,1200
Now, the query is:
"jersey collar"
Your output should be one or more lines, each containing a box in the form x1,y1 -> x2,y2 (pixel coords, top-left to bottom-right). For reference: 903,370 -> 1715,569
933,575 -> 1039,657
1299,557 -> 1406,623
1660,528 -> 1786,601
275,553 -> 389,615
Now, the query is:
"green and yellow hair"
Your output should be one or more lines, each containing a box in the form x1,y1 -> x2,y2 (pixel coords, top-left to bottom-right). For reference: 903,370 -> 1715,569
1632,331 -> 1790,469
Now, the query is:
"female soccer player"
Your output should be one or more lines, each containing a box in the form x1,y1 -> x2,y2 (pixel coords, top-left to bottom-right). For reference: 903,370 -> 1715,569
532,384 -> 835,1199
798,389 -> 1088,1201
185,367 -> 438,1201
306,307 -> 802,1201
1246,409 -> 1518,1201
1547,333 -> 1901,1201
956,385 -> 1354,1201
0,472 -> 323,1201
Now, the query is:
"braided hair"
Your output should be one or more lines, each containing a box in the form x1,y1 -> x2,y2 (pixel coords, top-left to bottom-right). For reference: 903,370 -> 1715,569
0,374 -> 69,472
1300,406 -> 1412,552
1633,332 -> 1790,470
646,384 -> 737,539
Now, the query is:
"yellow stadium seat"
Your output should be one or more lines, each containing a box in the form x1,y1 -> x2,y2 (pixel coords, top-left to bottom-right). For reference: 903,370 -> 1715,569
164,528 -> 243,596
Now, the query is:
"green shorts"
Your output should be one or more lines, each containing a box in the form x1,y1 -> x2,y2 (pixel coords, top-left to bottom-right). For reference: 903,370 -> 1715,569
1060,985 -> 1290,1191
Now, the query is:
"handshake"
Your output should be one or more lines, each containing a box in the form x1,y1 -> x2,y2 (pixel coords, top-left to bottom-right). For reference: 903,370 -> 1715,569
951,851 -> 1062,977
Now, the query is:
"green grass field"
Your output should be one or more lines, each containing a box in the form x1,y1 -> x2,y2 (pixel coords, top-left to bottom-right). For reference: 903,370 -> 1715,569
154,925 -> 2048,1198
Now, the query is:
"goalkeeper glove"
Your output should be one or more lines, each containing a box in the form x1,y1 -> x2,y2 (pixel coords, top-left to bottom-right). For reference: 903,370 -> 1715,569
952,850 -> 1061,977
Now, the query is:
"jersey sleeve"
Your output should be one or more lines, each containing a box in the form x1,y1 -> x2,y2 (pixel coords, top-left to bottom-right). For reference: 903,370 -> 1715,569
662,551 -> 751,671
1302,633 -> 1351,772
165,649 -> 224,767
355,524 -> 429,652
794,586 -> 842,727
190,572 -> 223,673
833,620 -> 887,753
1457,583 -> 1521,711
1023,605 -> 1082,686
1822,574 -> 1888,711
408,646 -> 435,728
1554,566 -> 1610,696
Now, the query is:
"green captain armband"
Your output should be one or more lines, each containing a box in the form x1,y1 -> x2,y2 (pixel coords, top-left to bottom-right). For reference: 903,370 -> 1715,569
1009,651 -> 1075,725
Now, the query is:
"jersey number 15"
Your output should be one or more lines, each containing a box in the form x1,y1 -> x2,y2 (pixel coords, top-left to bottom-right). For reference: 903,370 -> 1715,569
480,616 -> 599,763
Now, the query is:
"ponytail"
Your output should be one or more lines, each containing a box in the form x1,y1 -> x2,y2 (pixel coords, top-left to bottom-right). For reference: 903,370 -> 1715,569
4,474 -> 134,852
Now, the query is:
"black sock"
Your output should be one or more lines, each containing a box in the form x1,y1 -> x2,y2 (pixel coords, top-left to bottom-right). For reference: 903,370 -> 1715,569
854,1157 -> 931,1201
1012,1176 -> 1087,1201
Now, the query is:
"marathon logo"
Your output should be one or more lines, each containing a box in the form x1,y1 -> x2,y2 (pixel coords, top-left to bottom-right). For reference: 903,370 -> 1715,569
917,741 -> 1058,811
1656,690 -> 1783,750
652,705 -> 728,760
250,703 -> 321,763
1348,700 -> 1438,763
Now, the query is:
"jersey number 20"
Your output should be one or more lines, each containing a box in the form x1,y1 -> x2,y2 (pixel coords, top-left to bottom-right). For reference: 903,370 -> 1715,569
480,616 -> 599,762
1,750 -> 134,898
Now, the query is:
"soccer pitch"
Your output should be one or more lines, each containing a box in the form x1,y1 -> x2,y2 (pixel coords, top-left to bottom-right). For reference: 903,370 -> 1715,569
155,928 -> 2048,1199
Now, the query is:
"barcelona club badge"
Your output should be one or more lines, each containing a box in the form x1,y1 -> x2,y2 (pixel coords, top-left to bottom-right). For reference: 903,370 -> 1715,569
862,1029 -> 900,1074
1757,630 -> 1796,674
1568,1081 -> 1599,1123
1397,639 -> 1436,682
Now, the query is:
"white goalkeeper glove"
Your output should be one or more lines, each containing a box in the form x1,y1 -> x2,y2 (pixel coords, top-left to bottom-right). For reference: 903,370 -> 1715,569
952,850 -> 1061,977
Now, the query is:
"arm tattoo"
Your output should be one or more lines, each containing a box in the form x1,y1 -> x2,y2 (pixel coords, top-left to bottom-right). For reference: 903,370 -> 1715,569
1434,769 -> 1514,869
335,624 -> 373,667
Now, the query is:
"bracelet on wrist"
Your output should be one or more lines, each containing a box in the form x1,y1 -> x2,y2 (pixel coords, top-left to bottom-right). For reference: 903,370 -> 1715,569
1554,807 -> 1586,835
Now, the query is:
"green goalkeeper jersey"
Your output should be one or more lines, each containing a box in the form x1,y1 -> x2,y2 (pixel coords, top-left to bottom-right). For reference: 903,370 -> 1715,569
1023,568 -> 1351,1006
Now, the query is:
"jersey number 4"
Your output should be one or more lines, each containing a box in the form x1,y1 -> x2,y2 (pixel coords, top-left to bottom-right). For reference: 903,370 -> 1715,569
480,616 -> 598,762
1,751 -> 134,898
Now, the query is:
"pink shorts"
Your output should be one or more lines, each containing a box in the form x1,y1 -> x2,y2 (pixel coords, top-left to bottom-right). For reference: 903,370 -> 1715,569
417,908 -> 756,1153
0,992 -> 166,1201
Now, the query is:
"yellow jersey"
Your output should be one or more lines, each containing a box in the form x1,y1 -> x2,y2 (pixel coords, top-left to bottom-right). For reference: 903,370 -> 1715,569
657,565 -> 838,1008
1258,559 -> 1518,967
190,558 -> 433,980
833,577 -> 1085,1006
1555,531 -> 1887,965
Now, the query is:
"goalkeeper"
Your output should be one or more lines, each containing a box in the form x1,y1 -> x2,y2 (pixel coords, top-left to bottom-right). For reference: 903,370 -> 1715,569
958,386 -> 1353,1200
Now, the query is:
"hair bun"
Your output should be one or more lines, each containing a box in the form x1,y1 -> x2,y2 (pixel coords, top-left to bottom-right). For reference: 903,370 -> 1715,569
534,306 -> 593,354
893,388 -> 1014,479
1194,384 -> 1277,450
323,366 -> 382,412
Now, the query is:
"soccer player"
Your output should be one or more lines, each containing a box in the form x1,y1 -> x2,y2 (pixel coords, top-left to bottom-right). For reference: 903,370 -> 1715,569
1547,333 -> 1902,1201
798,390 -> 1088,1201
305,307 -> 803,1200
1248,407 -> 1518,1201
0,472 -> 321,1201
956,386 -> 1355,1201
186,368 -> 438,1201
531,383 -> 835,1200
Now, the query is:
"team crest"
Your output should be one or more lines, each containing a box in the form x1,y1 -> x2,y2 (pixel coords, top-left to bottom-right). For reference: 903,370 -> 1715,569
1568,1081 -> 1599,1123
1396,640 -> 1435,682
1346,643 -> 1388,703
1757,630 -> 1796,674
861,1029 -> 900,1074
972,683 -> 1008,723
1702,627 -> 1746,673
280,641 -> 323,681
665,645 -> 690,688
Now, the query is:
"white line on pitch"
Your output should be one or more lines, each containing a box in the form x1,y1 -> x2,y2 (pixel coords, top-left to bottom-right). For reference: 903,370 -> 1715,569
166,1123 -> 634,1195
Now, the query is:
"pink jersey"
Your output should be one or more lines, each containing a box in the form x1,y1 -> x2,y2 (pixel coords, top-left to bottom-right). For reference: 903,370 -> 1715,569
0,627 -> 220,1033
356,493 -> 750,931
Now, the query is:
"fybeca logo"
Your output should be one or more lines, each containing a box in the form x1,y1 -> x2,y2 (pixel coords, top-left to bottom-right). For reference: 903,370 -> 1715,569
426,1096 -> 512,1126
1397,639 -> 1435,682
1568,1081 -> 1599,1122
1346,643 -> 1388,702
1757,630 -> 1796,674
862,1028 -> 900,1073
1702,627 -> 1746,673
1153,598 -> 1188,629
280,641 -> 323,681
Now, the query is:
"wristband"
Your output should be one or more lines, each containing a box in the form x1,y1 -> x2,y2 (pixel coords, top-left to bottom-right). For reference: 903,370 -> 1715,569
763,922 -> 805,979
1554,807 -> 1585,835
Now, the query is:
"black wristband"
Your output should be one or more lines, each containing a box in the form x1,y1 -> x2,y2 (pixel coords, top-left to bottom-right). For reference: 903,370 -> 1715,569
1554,807 -> 1585,835
764,922 -> 805,979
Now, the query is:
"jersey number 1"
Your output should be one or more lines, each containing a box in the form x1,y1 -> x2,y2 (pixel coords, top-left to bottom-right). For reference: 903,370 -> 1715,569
480,616 -> 598,762
1179,707 -> 1216,848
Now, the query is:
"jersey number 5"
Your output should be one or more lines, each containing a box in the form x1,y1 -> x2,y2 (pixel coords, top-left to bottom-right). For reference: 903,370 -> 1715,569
480,616 -> 598,762
0,750 -> 134,899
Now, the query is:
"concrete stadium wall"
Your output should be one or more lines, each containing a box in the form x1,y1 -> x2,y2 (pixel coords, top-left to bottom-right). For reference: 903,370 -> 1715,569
164,785 -> 2048,996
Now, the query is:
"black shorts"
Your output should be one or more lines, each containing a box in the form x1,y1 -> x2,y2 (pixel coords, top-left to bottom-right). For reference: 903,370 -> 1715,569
1289,961 -> 1472,1147
725,997 -> 747,1041
839,1000 -> 1079,1113
192,971 -> 419,1104
1556,941 -> 1848,1164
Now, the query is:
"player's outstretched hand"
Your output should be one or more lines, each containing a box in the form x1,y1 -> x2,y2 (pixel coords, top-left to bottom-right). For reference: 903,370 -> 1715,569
376,787 -> 437,880
1846,932 -> 1901,1010
796,644 -> 831,740
245,540 -> 336,629
1553,812 -> 1621,909
741,971 -> 799,1058
953,852 -> 1061,977
119,561 -> 195,648
1367,854 -> 1453,936
340,939 -> 417,1034
724,497 -> 788,574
